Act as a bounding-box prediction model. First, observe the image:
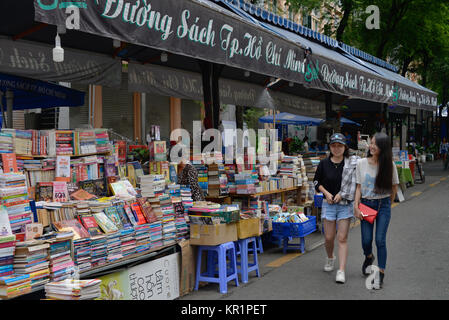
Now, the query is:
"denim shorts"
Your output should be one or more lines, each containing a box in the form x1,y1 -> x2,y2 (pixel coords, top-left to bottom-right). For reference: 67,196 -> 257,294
321,200 -> 354,221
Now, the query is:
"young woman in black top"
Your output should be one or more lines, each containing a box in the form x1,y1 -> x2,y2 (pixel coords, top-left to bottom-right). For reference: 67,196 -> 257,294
313,133 -> 359,284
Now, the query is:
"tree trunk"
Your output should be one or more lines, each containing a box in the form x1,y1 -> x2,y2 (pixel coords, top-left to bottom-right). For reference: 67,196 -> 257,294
400,56 -> 412,77
335,0 -> 352,42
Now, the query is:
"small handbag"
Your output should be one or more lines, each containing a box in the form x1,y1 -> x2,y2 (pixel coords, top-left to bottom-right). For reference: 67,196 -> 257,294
358,203 -> 378,224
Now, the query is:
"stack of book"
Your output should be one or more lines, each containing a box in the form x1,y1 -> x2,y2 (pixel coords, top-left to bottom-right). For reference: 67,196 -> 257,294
148,221 -> 163,249
90,235 -> 107,267
76,130 -> 97,155
175,216 -> 189,241
160,195 -> 176,246
0,173 -> 32,239
0,235 -> 16,278
193,164 -> 208,197
139,175 -> 156,198
45,279 -> 101,300
0,132 -> 14,154
119,228 -> 136,257
302,156 -> 320,203
207,164 -> 229,197
234,173 -> 257,195
106,232 -> 122,262
48,239 -> 74,282
73,238 -> 91,272
13,241 -> 50,289
27,170 -> 56,189
224,164 -> 236,193
279,155 -> 302,182
23,159 -> 42,170
55,131 -> 74,156
31,130 -> 49,156
180,186 -> 193,216
0,274 -> 31,299
134,224 -> 151,253
303,156 -> 320,181
94,129 -> 111,154
12,130 -> 33,156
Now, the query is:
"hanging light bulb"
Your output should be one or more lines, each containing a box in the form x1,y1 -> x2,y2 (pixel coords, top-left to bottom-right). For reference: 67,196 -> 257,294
57,25 -> 66,35
113,39 -> 121,48
160,52 -> 168,63
53,33 -> 64,63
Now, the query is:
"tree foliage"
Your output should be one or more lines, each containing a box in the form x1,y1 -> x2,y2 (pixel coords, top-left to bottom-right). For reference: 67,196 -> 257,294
280,0 -> 449,104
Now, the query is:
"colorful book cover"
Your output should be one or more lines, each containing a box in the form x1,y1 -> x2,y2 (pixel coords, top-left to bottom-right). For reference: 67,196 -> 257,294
115,205 -> 132,228
35,182 -> 54,202
55,156 -> 71,182
53,219 -> 90,240
52,181 -> 69,202
1,153 -> 18,173
130,202 -> 146,225
93,212 -> 118,234
123,204 -> 138,226
78,180 -> 97,196
79,214 -> 103,237
136,198 -> 157,223
103,206 -> 123,229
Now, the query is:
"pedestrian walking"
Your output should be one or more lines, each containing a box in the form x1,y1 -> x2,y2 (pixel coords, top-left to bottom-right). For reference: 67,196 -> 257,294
439,138 -> 449,169
353,132 -> 399,289
313,133 -> 359,284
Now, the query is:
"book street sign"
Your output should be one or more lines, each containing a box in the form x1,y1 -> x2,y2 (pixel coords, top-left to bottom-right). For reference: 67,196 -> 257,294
34,0 -> 437,110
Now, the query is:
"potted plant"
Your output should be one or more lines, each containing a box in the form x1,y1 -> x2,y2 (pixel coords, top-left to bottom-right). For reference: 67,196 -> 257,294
288,136 -> 304,155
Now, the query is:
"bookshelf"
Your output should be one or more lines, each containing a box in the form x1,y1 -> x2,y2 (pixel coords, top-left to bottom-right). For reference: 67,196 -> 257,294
16,151 -> 112,158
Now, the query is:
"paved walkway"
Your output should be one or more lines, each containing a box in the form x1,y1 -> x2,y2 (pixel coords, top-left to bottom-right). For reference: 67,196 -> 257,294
180,160 -> 449,300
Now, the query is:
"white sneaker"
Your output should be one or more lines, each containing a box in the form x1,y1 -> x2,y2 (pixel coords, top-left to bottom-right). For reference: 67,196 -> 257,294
324,256 -> 336,272
336,270 -> 345,284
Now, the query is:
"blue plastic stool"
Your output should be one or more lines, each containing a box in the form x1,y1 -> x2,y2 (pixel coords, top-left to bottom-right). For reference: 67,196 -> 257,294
247,236 -> 264,254
234,237 -> 260,283
194,242 -> 239,294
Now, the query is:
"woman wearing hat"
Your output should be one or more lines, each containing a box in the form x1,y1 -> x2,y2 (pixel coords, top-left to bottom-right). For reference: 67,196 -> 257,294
313,133 -> 359,284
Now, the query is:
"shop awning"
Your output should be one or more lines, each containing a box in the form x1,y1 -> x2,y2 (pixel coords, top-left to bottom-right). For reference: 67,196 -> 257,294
211,0 -> 438,111
340,117 -> 361,127
259,112 -> 323,126
259,112 -> 361,127
0,73 -> 85,110
29,0 -> 437,110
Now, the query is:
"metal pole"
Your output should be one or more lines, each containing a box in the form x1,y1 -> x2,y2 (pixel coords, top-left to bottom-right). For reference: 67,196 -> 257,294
6,90 -> 13,129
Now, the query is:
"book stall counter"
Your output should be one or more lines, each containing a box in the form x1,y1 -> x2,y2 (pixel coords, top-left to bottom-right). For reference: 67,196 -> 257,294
7,243 -> 178,300
230,187 -> 302,207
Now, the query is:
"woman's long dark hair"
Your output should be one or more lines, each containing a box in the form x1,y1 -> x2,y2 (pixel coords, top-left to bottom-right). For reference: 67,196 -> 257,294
367,132 -> 393,194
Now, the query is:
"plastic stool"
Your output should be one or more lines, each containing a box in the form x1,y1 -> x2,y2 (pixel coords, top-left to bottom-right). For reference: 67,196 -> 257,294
194,242 -> 239,294
234,237 -> 260,283
247,236 -> 264,254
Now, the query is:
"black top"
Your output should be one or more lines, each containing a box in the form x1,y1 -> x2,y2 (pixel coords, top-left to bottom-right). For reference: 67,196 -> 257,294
313,157 -> 345,197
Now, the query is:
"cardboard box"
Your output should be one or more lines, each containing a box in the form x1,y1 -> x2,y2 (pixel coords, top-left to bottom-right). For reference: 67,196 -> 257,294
178,239 -> 197,297
190,223 -> 238,246
237,218 -> 260,239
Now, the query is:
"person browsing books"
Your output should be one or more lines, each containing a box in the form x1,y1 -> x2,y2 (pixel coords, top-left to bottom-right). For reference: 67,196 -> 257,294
177,160 -> 205,202
353,132 -> 399,290
313,133 -> 359,284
